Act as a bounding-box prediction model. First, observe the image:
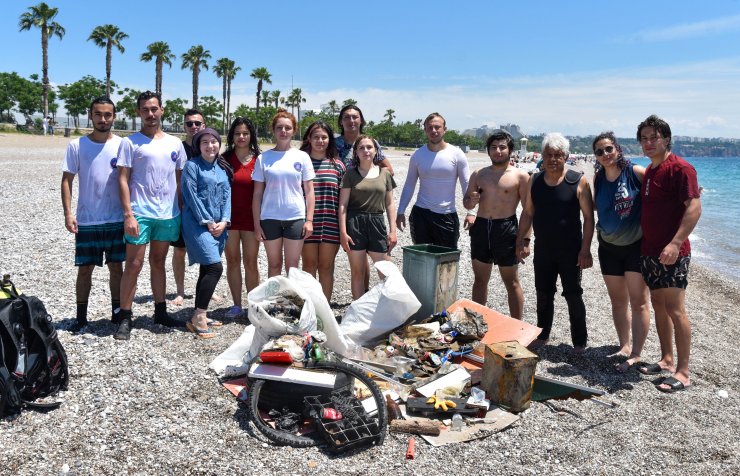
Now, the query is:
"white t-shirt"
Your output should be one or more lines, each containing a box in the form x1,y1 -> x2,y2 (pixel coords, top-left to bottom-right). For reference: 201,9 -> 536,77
398,144 -> 470,215
253,148 -> 315,220
117,132 -> 186,219
62,135 -> 124,226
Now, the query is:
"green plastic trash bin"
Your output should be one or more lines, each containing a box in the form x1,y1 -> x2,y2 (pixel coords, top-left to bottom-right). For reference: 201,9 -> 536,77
401,244 -> 461,322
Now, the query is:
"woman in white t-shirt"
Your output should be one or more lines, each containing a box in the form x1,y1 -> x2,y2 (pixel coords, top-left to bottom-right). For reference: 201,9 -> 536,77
252,110 -> 316,277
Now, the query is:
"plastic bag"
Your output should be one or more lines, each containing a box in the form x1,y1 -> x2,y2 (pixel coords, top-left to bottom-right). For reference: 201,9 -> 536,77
208,325 -> 256,377
339,261 -> 420,346
287,267 -> 350,355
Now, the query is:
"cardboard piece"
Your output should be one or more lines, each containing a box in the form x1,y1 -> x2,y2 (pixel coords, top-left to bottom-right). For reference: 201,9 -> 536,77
222,378 -> 248,401
447,299 -> 541,347
399,404 -> 519,447
415,367 -> 471,398
248,363 -> 337,388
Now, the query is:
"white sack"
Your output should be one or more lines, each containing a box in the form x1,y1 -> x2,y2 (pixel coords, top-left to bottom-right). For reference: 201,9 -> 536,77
208,325 -> 256,377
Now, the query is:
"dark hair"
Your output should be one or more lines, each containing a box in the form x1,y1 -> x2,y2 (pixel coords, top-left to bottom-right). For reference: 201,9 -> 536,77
338,105 -> 366,135
592,131 -> 630,178
351,135 -> 379,168
637,114 -> 672,150
136,90 -> 161,109
184,108 -> 204,120
300,121 -> 338,162
486,130 -> 514,155
90,96 -> 116,114
226,116 -> 260,157
423,112 -> 446,128
271,108 -> 297,133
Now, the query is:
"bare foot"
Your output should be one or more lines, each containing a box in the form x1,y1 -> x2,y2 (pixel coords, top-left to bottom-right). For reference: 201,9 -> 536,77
170,295 -> 185,307
608,347 -> 631,359
210,293 -> 223,304
657,373 -> 691,393
615,355 -> 641,373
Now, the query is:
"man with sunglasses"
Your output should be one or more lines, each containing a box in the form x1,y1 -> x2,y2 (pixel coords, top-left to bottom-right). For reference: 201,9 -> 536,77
463,130 -> 529,319
516,133 -> 594,354
636,114 -> 701,393
397,112 -> 471,249
169,109 -> 206,306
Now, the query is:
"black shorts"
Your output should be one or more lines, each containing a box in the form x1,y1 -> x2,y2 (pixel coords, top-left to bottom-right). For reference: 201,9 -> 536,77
640,255 -> 691,290
75,222 -> 125,266
598,235 -> 641,276
409,205 -> 459,249
469,215 -> 518,266
260,218 -> 305,241
346,211 -> 387,253
170,226 -> 186,248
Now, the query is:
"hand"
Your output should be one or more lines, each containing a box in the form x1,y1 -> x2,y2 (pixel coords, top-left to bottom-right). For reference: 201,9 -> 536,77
64,215 -> 78,234
302,220 -> 313,240
463,214 -> 475,231
516,243 -> 530,261
387,230 -> 397,252
209,221 -> 227,238
468,190 -> 481,206
124,215 -> 139,238
578,249 -> 593,269
254,222 -> 265,242
659,243 -> 680,265
396,214 -> 406,232
340,232 -> 354,253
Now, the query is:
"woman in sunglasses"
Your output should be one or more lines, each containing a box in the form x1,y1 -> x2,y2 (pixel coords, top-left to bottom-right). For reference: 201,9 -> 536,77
592,132 -> 650,372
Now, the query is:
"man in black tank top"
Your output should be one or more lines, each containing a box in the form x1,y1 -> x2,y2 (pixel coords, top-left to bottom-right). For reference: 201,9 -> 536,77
516,133 -> 595,353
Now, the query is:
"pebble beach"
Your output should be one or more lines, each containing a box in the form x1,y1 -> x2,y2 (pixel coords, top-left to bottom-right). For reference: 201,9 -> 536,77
0,133 -> 738,475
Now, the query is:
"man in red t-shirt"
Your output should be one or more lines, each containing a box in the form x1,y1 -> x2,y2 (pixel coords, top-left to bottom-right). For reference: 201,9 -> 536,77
637,115 -> 701,393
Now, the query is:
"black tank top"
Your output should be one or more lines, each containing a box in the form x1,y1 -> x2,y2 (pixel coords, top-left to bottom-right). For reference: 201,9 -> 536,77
531,170 -> 583,251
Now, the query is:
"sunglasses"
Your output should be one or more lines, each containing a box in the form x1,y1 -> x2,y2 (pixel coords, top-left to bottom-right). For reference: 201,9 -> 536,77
185,121 -> 203,127
594,145 -> 615,157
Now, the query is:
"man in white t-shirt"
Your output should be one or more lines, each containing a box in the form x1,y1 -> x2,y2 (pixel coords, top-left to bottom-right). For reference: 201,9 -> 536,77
114,91 -> 187,340
397,113 -> 472,249
61,97 -> 124,333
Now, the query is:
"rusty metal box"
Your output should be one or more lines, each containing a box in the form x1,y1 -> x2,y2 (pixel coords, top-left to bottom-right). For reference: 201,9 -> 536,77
481,341 -> 539,412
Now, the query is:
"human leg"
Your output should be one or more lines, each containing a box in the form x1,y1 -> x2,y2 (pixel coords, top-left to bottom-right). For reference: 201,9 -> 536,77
657,287 -> 691,389
74,265 -> 95,327
242,231 -> 260,292
149,240 -> 170,304
317,243 -> 340,302
498,265 -> 524,320
348,250 -> 369,300
283,238 -> 304,275
602,274 -> 631,356
120,243 -> 147,311
624,271 -> 650,368
471,259 -> 493,305
647,289 -> 676,373
532,251 -> 558,346
263,239 -> 284,278
301,242 -> 319,278
194,262 -> 224,311
558,253 -> 587,350
171,246 -> 187,305
225,231 -> 243,307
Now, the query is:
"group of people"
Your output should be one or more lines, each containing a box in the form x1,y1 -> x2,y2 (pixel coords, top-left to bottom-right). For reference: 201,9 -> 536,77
61,91 -> 700,393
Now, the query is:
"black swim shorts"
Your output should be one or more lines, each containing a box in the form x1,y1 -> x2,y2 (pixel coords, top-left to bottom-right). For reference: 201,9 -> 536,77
469,215 -> 518,266
639,255 -> 691,290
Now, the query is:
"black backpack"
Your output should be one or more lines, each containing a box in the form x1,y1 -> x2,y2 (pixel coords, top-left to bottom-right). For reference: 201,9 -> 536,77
0,276 -> 69,416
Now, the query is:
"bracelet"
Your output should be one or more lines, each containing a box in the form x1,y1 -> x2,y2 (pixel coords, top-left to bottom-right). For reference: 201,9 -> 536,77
466,211 -> 476,217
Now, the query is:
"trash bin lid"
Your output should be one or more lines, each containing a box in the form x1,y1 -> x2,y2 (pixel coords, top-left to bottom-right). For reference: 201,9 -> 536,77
401,244 -> 460,256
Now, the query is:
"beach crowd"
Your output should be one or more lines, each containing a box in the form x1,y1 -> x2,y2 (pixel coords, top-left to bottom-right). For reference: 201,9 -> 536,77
61,91 -> 700,395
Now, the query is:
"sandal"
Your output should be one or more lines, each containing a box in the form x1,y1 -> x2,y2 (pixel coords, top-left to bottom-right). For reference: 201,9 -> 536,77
656,376 -> 690,393
206,319 -> 223,328
637,363 -> 667,375
186,321 -> 216,339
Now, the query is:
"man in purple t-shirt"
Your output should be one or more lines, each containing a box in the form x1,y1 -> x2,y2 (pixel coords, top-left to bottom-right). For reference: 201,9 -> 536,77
636,115 -> 701,393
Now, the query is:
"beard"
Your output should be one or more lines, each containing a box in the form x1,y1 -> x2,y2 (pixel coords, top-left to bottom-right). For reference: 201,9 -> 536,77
94,123 -> 112,133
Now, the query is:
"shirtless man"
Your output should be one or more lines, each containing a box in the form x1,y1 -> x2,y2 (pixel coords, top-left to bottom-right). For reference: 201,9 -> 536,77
463,130 -> 529,319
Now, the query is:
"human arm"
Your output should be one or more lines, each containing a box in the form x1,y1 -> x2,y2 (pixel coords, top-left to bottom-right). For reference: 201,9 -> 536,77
396,153 -> 420,232
61,172 -> 77,233
376,141 -> 394,175
252,180 -> 266,242
209,170 -> 231,238
515,176 -> 534,261
385,190 -> 398,252
633,164 -> 646,182
660,197 -> 702,265
577,175 -> 594,269
302,179 -> 315,239
181,162 -> 215,226
338,187 -> 353,252
118,166 -> 138,238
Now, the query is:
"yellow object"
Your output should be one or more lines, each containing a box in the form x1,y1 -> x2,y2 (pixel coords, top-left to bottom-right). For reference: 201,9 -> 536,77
426,396 -> 436,404
428,395 -> 455,412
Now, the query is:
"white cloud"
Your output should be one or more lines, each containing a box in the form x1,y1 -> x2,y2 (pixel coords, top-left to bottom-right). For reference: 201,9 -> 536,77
617,14 -> 740,43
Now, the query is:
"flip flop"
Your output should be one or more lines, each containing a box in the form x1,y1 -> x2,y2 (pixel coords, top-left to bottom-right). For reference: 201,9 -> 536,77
206,319 -> 223,328
656,376 -> 690,393
186,321 -> 216,339
615,361 -> 635,374
637,363 -> 666,375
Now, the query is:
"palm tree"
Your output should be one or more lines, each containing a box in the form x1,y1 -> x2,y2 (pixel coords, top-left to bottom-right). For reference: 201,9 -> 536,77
327,100 -> 339,115
214,58 -> 240,133
384,108 -> 396,124
18,2 -> 65,118
140,41 -> 175,97
261,90 -> 271,108
342,98 -> 357,107
87,24 -> 128,97
181,45 -> 211,108
270,90 -> 281,108
287,88 -> 307,136
214,58 -> 230,134
225,63 -> 240,131
250,67 -> 272,112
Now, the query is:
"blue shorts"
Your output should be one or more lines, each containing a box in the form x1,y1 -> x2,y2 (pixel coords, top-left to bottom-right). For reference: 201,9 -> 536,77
75,222 -> 125,266
125,215 -> 181,245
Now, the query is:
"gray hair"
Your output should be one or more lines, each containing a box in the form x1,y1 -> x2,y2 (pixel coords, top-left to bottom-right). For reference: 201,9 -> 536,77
542,132 -> 570,156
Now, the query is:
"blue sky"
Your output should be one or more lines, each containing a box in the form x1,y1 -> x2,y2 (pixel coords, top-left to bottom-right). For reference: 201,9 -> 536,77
3,0 -> 740,138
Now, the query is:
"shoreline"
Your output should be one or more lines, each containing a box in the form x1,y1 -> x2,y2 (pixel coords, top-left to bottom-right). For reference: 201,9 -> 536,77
1,133 -> 739,475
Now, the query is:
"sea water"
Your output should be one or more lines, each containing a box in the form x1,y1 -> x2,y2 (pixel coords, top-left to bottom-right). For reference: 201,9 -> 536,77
631,156 -> 740,283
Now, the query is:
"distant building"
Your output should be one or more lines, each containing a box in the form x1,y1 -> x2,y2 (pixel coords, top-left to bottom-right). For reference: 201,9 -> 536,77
461,123 -> 524,140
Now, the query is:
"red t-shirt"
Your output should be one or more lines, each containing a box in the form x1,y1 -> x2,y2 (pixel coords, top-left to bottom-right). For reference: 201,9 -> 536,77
640,153 -> 700,257
226,151 -> 256,231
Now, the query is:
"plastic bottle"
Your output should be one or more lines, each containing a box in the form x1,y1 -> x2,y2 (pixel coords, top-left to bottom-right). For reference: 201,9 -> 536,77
451,413 -> 464,431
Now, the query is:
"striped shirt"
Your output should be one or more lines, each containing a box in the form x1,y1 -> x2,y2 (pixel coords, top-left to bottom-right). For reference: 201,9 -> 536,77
306,157 -> 345,244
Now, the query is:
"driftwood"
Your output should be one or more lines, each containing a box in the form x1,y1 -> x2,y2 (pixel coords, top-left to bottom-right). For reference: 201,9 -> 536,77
389,419 -> 442,436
